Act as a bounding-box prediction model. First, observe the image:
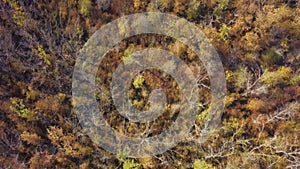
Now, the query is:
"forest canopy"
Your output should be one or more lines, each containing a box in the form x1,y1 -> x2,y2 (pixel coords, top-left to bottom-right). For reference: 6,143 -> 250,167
0,0 -> 299,168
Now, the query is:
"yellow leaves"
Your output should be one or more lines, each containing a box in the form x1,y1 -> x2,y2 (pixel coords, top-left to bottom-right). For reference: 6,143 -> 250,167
80,161 -> 90,169
280,38 -> 289,50
193,159 -> 214,169
132,99 -> 144,110
225,70 -> 233,81
173,0 -> 186,15
133,75 -> 145,89
246,98 -> 267,113
25,86 -> 40,101
276,5 -> 294,22
276,120 -> 299,136
254,5 -> 276,31
47,126 -> 93,157
123,159 -> 141,169
133,0 -> 147,9
233,67 -> 248,90
138,157 -> 155,169
62,132 -> 90,153
219,24 -> 230,43
223,117 -> 245,140
187,47 -> 197,60
291,15 -> 300,37
146,2 -> 159,12
4,0 -> 26,26
1,1 -> 299,168
197,105 -> 211,123
133,0 -> 141,9
21,131 -> 43,145
122,45 -> 135,64
158,0 -> 173,9
64,142 -> 93,157
57,93 -> 66,102
224,93 -> 238,107
240,32 -> 261,52
79,0 -> 92,17
10,98 -> 37,121
224,117 -> 240,131
289,70 -> 300,85
75,24 -> 84,40
230,15 -> 252,36
254,5 -> 296,43
47,126 -> 64,146
118,20 -> 130,38
260,66 -> 292,86
32,45 -> 52,65
226,67 -> 249,90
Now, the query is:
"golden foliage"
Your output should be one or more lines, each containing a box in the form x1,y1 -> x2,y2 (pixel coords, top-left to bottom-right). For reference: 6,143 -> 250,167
29,152 -> 53,169
1,0 -> 300,168
21,131 -> 43,145
260,66 -> 292,86
193,160 -> 214,169
246,98 -> 268,113
47,126 -> 92,157
79,0 -> 92,16
168,41 -> 187,57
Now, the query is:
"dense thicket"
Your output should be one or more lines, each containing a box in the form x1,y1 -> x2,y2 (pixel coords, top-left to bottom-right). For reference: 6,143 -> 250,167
0,0 -> 299,168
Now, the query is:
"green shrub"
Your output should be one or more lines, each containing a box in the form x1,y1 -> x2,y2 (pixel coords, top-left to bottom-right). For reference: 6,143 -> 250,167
260,66 -> 292,86
288,70 -> 300,85
10,98 -> 37,121
186,0 -> 200,20
219,24 -> 230,43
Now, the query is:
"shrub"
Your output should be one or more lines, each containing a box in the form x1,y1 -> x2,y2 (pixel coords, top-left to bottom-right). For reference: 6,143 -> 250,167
226,67 -> 249,91
133,75 -> 145,89
10,98 -> 37,121
213,0 -> 229,18
261,48 -> 282,66
80,0 -> 92,17
3,0 -> 26,26
260,66 -> 292,86
288,70 -> 300,85
32,45 -> 52,66
123,159 -> 141,169
186,0 -> 200,21
21,131 -> 43,145
219,24 -> 230,43
193,159 -> 214,169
